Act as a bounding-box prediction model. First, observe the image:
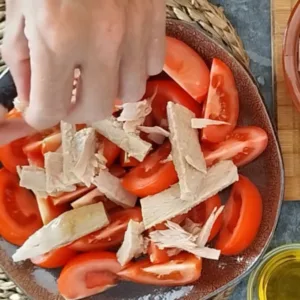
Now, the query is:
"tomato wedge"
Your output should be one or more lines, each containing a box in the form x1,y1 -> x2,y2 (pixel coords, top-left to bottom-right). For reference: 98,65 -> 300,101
145,80 -> 202,127
23,132 -> 62,168
120,150 -> 139,168
31,246 -> 77,269
36,196 -> 69,225
118,253 -> 202,286
98,135 -> 121,167
0,169 -> 42,246
58,252 -> 121,300
215,175 -> 263,255
121,141 -> 178,197
188,194 -> 223,242
163,37 -> 210,102
203,126 -> 268,167
0,137 -> 30,173
70,208 -> 142,252
202,58 -> 239,143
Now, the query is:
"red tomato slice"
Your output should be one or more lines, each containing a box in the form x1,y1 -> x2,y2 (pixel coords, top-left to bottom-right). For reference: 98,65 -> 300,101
163,37 -> 210,102
70,208 -> 143,252
188,195 -> 222,242
121,141 -> 178,197
36,196 -> 69,225
0,137 -> 30,173
31,246 -> 77,269
98,135 -> 121,167
202,58 -> 239,143
0,169 -> 42,246
109,164 -> 127,178
118,253 -> 202,286
203,126 -> 268,167
58,252 -> 122,300
23,132 -> 62,168
145,80 -> 202,127
215,175 -> 263,255
120,150 -> 139,168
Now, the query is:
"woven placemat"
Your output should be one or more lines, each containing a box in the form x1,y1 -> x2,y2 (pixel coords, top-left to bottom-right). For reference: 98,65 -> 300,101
0,1 -> 247,299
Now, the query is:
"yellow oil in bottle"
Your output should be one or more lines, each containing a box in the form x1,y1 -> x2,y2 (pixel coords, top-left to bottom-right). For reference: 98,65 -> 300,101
257,249 -> 300,300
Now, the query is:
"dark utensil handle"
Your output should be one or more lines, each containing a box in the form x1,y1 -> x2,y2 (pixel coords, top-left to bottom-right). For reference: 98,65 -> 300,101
0,68 -> 17,111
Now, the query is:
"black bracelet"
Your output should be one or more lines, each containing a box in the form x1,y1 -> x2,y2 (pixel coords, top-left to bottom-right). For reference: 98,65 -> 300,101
0,68 -> 17,111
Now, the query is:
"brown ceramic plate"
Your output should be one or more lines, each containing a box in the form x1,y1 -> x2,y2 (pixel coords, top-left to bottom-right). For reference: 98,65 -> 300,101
0,20 -> 284,300
283,0 -> 300,112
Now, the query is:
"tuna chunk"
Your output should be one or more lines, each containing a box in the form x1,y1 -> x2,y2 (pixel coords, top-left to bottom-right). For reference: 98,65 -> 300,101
117,220 -> 146,266
92,117 -> 152,162
12,202 -> 109,262
93,169 -> 137,208
191,118 -> 229,129
141,160 -> 238,229
150,221 -> 220,260
18,166 -> 47,192
167,102 -> 206,200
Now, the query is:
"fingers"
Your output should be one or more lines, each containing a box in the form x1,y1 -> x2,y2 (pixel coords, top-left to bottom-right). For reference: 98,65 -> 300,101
147,0 -> 166,76
24,46 -> 75,130
2,0 -> 31,103
65,62 -> 120,124
118,0 -> 151,103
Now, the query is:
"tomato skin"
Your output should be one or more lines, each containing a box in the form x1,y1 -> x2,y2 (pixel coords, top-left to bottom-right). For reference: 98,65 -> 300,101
188,195 -> 223,242
203,126 -> 268,167
58,252 -> 122,300
120,151 -> 139,168
31,247 -> 77,269
0,137 -> 30,173
99,136 -> 121,167
145,80 -> 202,127
215,175 -> 263,255
121,141 -> 178,197
0,169 -> 42,246
70,208 -> 143,252
202,58 -> 239,143
118,253 -> 202,286
163,37 -> 210,102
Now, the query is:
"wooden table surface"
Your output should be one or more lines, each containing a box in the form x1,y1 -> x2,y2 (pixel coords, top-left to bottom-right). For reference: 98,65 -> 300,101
273,0 -> 300,200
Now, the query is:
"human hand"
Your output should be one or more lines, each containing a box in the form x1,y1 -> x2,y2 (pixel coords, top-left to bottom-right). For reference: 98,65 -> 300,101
1,0 -> 165,143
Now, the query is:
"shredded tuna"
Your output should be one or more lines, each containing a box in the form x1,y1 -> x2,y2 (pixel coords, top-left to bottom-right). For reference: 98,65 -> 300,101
138,126 -> 170,144
196,206 -> 224,247
61,121 -> 80,184
141,160 -> 238,229
117,220 -> 146,266
72,128 -> 98,187
71,188 -> 103,209
150,221 -> 220,260
183,218 -> 202,235
92,117 -> 152,162
12,202 -> 109,262
18,165 -> 47,192
93,169 -> 137,208
191,118 -> 229,129
167,102 -> 207,200
44,152 -> 76,194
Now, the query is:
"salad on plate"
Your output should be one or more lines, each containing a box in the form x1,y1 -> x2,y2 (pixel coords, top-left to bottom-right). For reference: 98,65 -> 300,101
0,36 -> 268,300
